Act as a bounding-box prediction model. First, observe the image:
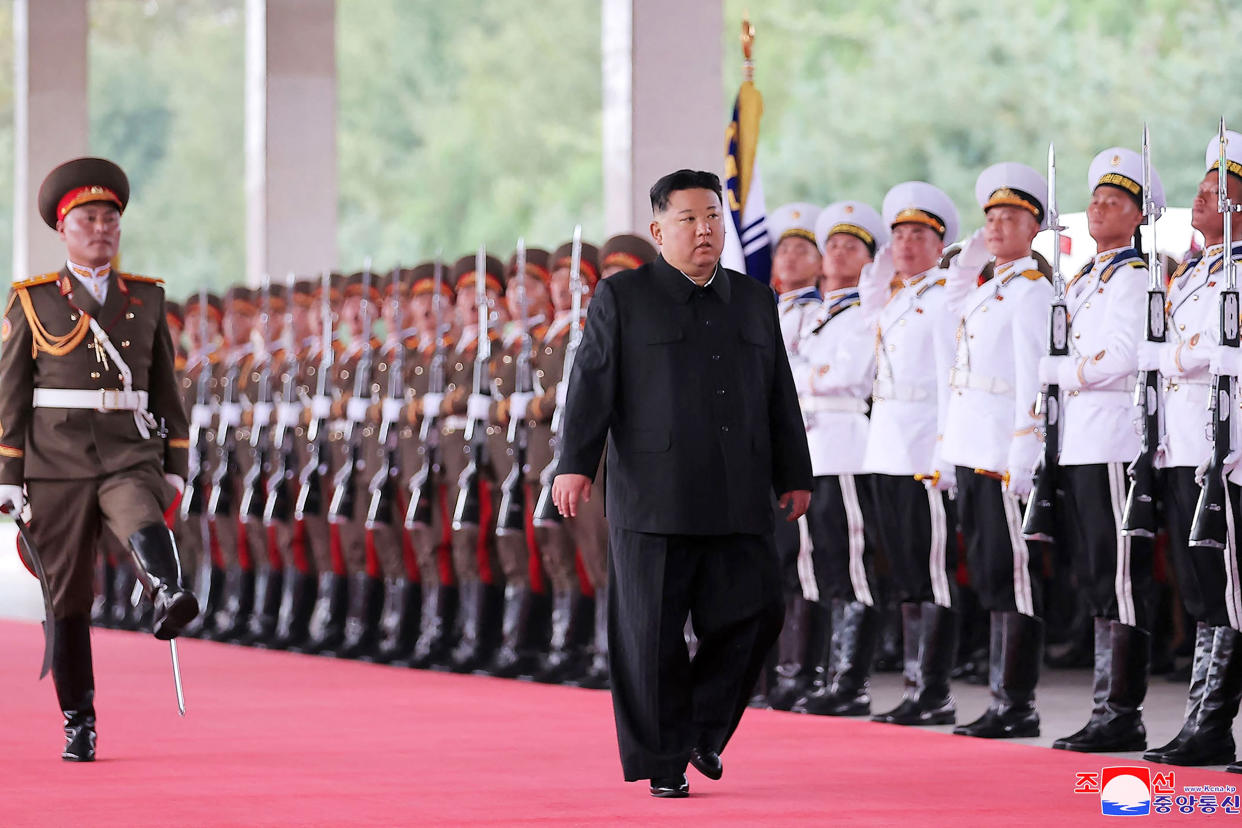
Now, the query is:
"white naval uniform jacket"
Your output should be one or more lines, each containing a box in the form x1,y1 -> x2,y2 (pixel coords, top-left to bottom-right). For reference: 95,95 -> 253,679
941,256 -> 1051,476
789,288 -> 874,476
778,285 -> 823,357
861,269 -> 954,477
1158,244 -> 1242,469
1058,248 -> 1147,465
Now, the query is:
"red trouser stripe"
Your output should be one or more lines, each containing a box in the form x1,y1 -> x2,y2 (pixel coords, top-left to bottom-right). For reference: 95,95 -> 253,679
266,524 -> 283,570
476,480 -> 494,584
328,522 -> 345,575
236,516 -> 253,571
292,519 -> 310,573
436,483 -> 454,586
364,529 -> 380,578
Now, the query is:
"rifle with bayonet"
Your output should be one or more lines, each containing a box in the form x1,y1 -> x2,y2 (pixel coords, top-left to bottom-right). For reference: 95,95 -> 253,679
405,259 -> 447,530
1190,118 -> 1241,549
1021,143 -> 1066,542
265,271 -> 302,525
497,239 -> 533,535
240,275 -> 275,521
453,247 -> 494,531
295,270 -> 336,521
182,284 -> 216,520
207,322 -> 247,519
1122,124 -> 1166,538
329,262 -> 376,524
367,267 -> 409,530
534,226 -> 584,527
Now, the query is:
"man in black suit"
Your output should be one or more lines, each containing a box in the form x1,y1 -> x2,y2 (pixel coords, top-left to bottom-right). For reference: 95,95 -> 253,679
552,169 -> 812,797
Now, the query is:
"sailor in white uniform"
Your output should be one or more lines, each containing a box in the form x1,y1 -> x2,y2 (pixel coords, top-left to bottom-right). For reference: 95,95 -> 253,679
786,200 -> 887,717
861,182 -> 962,728
1043,147 -> 1161,754
1142,130 -> 1242,767
941,162 -> 1052,740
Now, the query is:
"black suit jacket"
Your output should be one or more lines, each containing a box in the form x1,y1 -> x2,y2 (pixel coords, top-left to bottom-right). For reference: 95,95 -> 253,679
557,255 -> 812,536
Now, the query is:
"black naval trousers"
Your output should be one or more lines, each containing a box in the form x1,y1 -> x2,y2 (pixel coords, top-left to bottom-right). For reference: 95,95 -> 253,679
867,475 -> 957,607
1059,463 -> 1154,629
1165,466 -> 1236,627
807,473 -> 878,604
607,526 -> 783,781
955,467 -> 1041,616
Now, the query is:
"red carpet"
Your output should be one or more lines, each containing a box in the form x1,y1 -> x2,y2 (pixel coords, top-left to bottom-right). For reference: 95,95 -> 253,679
0,620 -> 1234,826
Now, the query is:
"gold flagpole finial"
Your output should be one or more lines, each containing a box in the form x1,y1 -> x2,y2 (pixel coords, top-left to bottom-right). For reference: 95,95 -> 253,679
741,16 -> 755,81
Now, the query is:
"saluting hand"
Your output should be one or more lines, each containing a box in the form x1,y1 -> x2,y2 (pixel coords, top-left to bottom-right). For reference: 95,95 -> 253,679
778,490 -> 811,521
552,473 -> 592,518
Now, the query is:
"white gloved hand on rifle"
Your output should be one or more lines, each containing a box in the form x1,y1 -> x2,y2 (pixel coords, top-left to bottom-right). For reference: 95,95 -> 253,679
0,484 -> 26,515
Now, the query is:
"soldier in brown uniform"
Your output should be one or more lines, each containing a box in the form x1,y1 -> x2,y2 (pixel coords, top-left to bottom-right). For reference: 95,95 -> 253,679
406,263 -> 460,668
529,240 -> 602,684
180,291 -> 225,637
204,286 -> 261,642
318,271 -> 385,659
266,278 -> 322,650
366,268 -> 423,663
487,247 -> 554,678
297,273 -> 350,653
441,254 -> 507,673
0,157 -> 196,761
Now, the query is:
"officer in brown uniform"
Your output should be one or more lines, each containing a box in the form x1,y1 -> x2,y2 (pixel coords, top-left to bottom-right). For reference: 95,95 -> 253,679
0,157 -> 196,761
529,240 -> 602,684
320,271 -> 385,658
204,285 -> 261,642
487,247 -> 554,678
180,291 -> 225,637
600,233 -> 658,279
406,263 -> 460,668
441,254 -> 507,673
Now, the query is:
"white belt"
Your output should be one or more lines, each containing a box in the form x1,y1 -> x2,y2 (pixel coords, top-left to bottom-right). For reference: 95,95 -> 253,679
1166,378 -> 1212,391
32,388 -> 149,412
872,379 -> 929,403
949,368 -> 1012,396
800,396 -> 869,414
443,415 -> 469,431
1065,389 -> 1133,404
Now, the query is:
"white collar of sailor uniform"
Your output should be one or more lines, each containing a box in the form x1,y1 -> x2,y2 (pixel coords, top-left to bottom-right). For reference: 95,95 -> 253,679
894,267 -> 936,290
1177,244 -> 1225,288
993,255 -> 1037,282
778,284 -> 821,305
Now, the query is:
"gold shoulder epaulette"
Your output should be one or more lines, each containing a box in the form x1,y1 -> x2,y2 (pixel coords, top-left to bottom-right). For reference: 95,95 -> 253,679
1100,260 -> 1146,284
1021,269 -> 1044,281
12,272 -> 60,290
120,273 -> 165,286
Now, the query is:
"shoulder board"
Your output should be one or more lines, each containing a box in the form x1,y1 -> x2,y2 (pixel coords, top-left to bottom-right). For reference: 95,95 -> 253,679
120,273 -> 165,286
12,272 -> 60,290
1020,269 -> 1044,281
915,278 -> 946,297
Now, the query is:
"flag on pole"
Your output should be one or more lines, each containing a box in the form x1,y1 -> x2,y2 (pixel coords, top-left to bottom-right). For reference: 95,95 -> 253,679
722,19 -> 771,284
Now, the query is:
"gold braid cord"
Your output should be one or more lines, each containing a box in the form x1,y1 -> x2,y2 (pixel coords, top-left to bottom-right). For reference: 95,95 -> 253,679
16,288 -> 90,358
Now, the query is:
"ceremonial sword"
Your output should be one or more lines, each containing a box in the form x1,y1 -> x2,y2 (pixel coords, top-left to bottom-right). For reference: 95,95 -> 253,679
11,514 -> 55,679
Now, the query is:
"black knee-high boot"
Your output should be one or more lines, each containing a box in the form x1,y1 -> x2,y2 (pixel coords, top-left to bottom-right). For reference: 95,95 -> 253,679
52,615 -> 96,762
1146,622 -> 1214,761
1055,619 -> 1148,752
954,611 -> 1041,739
128,524 -> 199,640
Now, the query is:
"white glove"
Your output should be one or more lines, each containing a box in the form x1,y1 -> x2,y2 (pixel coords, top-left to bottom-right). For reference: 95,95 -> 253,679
164,474 -> 185,495
1210,345 -> 1242,378
345,396 -> 370,423
0,484 -> 24,515
956,227 -> 991,272
860,245 -> 895,287
1005,466 -> 1034,500
1136,341 -> 1166,373
1038,355 -> 1075,388
420,391 -> 444,418
922,466 -> 956,493
508,391 -> 534,421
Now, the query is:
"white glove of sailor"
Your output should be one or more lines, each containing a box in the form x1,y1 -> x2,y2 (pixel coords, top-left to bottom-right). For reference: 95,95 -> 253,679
860,244 -> 895,288
1136,341 -> 1170,374
1210,345 -> 1242,379
1005,465 -> 1034,500
956,228 -> 992,273
1038,355 -> 1078,390
0,484 -> 25,515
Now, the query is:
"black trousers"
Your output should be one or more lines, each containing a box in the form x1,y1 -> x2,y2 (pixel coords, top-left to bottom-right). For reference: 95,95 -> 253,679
607,526 -> 783,781
955,467 -> 1041,616
1060,463 -> 1154,629
1166,466 -> 1235,627
807,474 -> 879,605
867,475 -> 957,608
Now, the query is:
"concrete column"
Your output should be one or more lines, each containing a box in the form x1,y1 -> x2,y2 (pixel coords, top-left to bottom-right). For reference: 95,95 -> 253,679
12,0 -> 88,279
601,0 -> 723,235
246,0 -> 337,284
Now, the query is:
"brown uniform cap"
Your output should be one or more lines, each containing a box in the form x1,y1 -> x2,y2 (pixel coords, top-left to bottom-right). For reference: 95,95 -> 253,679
506,248 -> 552,285
410,261 -> 456,300
38,157 -> 130,229
453,254 -> 505,295
600,233 -> 658,274
184,291 -> 224,322
552,241 -> 602,287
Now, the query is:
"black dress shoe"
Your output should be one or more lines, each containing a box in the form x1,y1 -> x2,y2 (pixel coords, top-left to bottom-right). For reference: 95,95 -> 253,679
689,747 -> 722,780
953,708 -> 1039,739
62,713 -> 96,762
649,774 -> 689,798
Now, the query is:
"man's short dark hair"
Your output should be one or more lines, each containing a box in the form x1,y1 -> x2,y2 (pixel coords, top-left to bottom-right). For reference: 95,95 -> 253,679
650,169 -> 724,214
